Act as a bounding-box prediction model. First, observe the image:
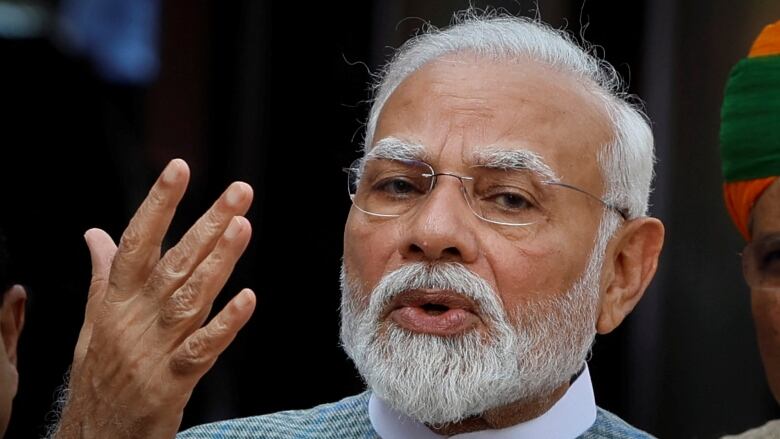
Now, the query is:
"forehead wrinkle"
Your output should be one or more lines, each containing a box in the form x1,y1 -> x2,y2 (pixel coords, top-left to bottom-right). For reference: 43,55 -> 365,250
470,147 -> 560,182
435,92 -> 495,119
366,136 -> 428,161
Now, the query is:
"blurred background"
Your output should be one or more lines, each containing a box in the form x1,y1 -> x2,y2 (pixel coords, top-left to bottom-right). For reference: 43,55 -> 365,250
0,0 -> 779,437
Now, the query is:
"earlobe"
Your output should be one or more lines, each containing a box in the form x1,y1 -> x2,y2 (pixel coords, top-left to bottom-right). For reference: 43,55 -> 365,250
596,217 -> 664,334
0,285 -> 27,366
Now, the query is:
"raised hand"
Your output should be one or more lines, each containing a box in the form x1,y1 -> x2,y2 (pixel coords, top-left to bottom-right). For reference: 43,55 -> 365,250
52,159 -> 256,439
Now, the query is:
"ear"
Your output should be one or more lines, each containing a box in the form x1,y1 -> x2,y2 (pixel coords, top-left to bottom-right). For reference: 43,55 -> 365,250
0,285 -> 26,366
596,217 -> 664,334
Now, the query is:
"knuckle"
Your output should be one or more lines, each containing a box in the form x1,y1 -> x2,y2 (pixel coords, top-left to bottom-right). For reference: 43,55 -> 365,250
146,187 -> 169,212
151,246 -> 192,284
207,248 -> 225,266
139,280 -> 158,299
170,336 -> 212,375
212,315 -> 230,335
157,247 -> 191,280
187,334 -> 211,358
158,286 -> 201,328
202,210 -> 224,237
118,228 -> 145,254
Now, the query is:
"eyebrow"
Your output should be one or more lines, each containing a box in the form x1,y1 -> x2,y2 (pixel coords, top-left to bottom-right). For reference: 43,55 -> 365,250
751,231 -> 780,247
365,138 -> 559,182
366,137 -> 427,161
471,147 -> 559,182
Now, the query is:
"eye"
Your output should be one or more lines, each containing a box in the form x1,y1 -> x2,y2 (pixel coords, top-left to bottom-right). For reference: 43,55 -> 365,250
743,237 -> 780,287
374,177 -> 424,197
491,192 -> 532,210
477,184 -> 537,212
749,237 -> 780,282
760,248 -> 780,271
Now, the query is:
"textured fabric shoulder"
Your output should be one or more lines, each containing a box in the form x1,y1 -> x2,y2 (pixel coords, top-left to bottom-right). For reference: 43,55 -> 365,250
177,392 -> 378,439
578,407 -> 656,439
721,419 -> 780,439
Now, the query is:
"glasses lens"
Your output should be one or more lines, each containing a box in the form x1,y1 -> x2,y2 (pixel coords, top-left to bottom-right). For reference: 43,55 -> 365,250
742,235 -> 780,290
465,167 -> 547,226
345,159 -> 602,227
348,158 -> 433,216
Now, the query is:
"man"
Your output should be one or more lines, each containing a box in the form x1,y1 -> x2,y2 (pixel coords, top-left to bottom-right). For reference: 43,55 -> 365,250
52,12 -> 664,439
0,232 -> 27,437
719,20 -> 780,439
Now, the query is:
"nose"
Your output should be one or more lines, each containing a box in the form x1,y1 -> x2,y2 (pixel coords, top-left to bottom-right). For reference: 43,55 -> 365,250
398,175 -> 479,263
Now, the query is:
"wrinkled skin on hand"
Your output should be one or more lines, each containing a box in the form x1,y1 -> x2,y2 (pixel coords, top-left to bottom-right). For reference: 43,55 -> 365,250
52,159 -> 257,439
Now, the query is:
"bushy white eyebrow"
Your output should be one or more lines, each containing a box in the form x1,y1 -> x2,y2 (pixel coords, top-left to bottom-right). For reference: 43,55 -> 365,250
366,137 -> 427,161
365,138 -> 559,182
471,147 -> 559,182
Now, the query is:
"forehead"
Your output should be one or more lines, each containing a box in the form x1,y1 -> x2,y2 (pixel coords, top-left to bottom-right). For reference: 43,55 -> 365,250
752,178 -> 780,236
372,53 -> 613,187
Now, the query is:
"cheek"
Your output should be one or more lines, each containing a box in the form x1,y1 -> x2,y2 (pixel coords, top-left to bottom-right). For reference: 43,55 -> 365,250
489,234 -> 587,311
752,291 -> 780,361
343,211 -> 399,294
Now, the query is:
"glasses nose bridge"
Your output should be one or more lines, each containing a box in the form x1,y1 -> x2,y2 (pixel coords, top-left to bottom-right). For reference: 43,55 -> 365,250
423,171 -> 474,212
428,171 -> 471,192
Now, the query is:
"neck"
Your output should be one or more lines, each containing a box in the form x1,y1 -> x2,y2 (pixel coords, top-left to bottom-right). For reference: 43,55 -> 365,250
429,382 -> 570,436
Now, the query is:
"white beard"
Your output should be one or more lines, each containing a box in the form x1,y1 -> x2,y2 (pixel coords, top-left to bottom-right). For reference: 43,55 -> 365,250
339,251 -> 603,426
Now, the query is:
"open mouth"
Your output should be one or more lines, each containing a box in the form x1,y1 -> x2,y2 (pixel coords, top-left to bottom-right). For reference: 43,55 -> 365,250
386,289 -> 481,336
420,303 -> 450,315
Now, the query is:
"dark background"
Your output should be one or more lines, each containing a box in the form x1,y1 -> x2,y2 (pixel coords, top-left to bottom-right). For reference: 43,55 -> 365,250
1,0 -> 779,438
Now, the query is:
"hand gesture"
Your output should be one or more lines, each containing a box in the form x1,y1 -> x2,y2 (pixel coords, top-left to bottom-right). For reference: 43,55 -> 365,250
52,159 -> 256,439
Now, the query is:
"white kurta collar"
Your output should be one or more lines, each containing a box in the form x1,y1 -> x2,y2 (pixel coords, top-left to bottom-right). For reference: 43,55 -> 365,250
368,365 -> 597,439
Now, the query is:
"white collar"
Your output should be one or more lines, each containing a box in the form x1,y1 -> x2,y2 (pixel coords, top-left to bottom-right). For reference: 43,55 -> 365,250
368,365 -> 597,439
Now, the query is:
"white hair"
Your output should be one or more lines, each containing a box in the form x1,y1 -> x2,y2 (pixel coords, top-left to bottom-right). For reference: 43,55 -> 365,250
363,11 -> 654,220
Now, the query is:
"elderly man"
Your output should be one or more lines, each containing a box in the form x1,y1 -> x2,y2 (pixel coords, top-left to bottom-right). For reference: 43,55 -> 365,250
719,21 -> 780,439
0,233 -> 27,438
51,13 -> 664,439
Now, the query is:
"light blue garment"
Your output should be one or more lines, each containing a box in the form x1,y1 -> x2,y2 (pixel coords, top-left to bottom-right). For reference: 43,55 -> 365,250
177,392 -> 656,439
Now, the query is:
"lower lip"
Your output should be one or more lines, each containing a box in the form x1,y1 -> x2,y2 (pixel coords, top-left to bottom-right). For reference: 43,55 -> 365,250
389,306 -> 479,336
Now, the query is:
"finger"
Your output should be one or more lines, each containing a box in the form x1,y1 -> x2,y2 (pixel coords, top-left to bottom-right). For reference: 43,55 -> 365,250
85,228 -> 118,300
107,159 -> 190,300
142,181 -> 253,302
74,228 -> 118,365
168,289 -> 256,379
156,216 -> 252,335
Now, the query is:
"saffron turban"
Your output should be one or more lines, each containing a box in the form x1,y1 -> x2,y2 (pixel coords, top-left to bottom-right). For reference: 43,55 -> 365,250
721,20 -> 780,240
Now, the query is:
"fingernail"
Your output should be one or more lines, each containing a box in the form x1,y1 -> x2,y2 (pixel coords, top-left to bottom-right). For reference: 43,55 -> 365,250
162,160 -> 180,184
224,217 -> 243,240
225,183 -> 243,207
235,289 -> 253,308
83,228 -> 96,243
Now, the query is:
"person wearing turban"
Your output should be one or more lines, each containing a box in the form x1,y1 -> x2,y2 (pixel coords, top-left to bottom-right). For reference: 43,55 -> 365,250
720,20 -> 780,439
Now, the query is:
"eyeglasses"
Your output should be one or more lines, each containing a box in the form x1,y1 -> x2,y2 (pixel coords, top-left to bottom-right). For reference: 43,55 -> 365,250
344,158 -> 627,227
741,234 -> 780,290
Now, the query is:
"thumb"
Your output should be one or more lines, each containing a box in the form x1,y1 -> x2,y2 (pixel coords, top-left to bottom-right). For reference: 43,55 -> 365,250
74,228 -> 117,366
84,228 -> 118,299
